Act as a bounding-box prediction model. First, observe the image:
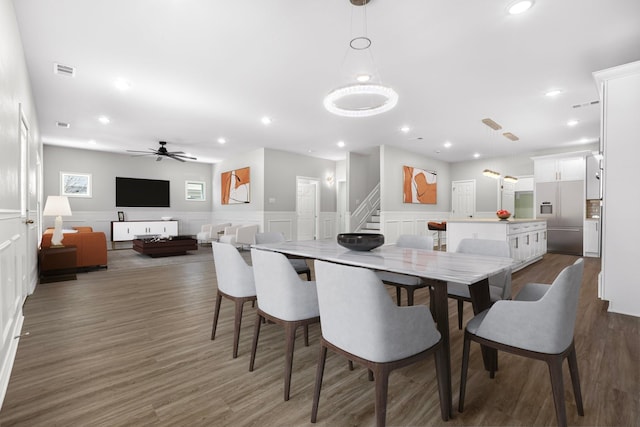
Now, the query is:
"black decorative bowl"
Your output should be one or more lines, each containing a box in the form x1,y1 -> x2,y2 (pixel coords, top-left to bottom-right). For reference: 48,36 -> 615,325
337,233 -> 384,251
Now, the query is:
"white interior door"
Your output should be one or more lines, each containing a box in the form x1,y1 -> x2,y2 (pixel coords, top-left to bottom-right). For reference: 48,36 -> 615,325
451,180 -> 476,218
20,109 -> 38,298
297,178 -> 318,241
501,180 -> 516,213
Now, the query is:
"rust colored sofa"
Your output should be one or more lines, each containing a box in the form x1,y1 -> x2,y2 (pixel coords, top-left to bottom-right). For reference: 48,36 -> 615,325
41,227 -> 108,269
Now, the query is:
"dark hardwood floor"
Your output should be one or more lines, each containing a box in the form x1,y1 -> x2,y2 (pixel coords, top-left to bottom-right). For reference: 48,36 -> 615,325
0,247 -> 637,426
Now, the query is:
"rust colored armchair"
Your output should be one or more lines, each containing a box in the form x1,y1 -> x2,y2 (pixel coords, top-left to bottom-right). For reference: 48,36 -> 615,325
41,227 -> 108,269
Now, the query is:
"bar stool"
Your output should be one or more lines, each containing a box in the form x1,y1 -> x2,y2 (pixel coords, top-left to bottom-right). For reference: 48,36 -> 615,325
428,221 -> 447,251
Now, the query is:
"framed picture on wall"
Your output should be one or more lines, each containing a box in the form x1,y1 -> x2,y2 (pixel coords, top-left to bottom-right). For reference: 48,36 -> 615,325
60,172 -> 92,198
403,165 -> 437,204
117,211 -> 125,221
221,167 -> 250,204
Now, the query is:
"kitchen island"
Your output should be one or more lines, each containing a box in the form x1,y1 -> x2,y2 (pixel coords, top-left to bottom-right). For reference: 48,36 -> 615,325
447,218 -> 547,271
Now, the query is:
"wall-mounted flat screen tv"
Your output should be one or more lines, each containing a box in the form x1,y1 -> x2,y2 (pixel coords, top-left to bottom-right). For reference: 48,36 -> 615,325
116,177 -> 170,207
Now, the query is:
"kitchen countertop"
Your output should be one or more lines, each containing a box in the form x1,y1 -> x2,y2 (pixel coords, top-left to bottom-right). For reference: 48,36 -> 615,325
447,218 -> 547,223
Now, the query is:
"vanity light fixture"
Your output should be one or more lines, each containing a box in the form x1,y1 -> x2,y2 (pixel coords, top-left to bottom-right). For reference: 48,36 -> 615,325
483,169 -> 501,179
503,132 -> 519,141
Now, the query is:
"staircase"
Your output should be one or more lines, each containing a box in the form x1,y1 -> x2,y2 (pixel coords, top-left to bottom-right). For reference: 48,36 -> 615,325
360,209 -> 381,233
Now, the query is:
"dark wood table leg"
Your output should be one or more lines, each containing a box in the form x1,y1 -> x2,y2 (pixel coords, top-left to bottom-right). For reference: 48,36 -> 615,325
468,278 -> 498,374
430,280 -> 452,419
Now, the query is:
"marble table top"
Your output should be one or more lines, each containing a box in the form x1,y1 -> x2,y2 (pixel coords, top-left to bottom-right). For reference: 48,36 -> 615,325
252,239 -> 514,285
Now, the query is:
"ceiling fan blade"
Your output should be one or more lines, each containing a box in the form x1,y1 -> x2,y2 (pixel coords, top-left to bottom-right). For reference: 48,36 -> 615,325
127,149 -> 156,154
167,151 -> 185,154
166,155 -> 186,162
170,153 -> 197,160
130,153 -> 156,157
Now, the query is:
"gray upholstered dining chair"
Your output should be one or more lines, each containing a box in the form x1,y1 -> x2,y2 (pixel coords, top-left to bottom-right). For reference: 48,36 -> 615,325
249,248 -> 320,401
445,238 -> 513,329
311,260 -> 448,427
375,234 -> 434,306
255,231 -> 311,280
210,242 -> 257,358
459,258 -> 585,427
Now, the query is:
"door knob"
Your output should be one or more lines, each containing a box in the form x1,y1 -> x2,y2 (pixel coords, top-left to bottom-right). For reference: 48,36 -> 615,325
25,219 -> 34,224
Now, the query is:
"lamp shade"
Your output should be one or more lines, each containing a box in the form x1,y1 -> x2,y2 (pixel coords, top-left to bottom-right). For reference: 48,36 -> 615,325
43,196 -> 72,217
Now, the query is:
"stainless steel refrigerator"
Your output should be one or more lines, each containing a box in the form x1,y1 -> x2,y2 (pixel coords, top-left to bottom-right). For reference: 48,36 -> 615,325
536,181 -> 584,255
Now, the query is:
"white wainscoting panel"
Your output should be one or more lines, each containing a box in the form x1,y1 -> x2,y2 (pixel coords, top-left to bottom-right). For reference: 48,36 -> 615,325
380,211 -> 450,245
0,215 -> 26,408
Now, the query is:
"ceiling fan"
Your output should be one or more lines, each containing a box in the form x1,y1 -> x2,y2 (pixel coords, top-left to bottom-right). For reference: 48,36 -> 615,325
127,141 -> 197,162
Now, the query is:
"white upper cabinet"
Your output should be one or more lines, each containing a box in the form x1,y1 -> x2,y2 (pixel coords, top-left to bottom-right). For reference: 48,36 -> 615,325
533,155 -> 586,183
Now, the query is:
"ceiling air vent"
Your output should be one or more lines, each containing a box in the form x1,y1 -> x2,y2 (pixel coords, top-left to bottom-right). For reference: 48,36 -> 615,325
503,132 -> 519,141
572,100 -> 599,109
56,121 -> 70,128
481,118 -> 502,130
53,63 -> 76,77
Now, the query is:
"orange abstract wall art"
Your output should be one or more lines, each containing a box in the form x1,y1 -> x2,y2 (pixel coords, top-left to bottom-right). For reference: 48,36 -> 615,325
403,165 -> 437,204
221,167 -> 250,204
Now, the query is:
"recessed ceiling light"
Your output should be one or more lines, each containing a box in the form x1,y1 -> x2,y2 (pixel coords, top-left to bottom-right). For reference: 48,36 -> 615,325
400,126 -> 411,133
337,141 -> 345,148
114,78 -> 132,91
356,74 -> 371,83
217,137 -> 226,144
443,141 -> 452,148
545,89 -> 563,97
98,116 -> 110,124
261,116 -> 272,125
567,119 -> 579,127
507,0 -> 534,15
473,153 -> 481,158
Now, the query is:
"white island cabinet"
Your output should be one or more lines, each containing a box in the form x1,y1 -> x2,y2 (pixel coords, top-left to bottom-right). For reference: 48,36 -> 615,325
447,219 -> 547,271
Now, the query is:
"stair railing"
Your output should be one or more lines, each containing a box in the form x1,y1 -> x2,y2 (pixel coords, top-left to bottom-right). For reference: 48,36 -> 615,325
352,183 -> 380,232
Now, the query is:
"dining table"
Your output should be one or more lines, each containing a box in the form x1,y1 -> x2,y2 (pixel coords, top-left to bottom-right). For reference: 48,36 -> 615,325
252,238 -> 515,419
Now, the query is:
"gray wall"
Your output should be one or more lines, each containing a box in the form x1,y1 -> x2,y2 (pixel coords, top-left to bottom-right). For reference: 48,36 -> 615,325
264,149 -> 337,212
380,145 -> 451,212
44,145 -> 213,215
347,147 -> 380,212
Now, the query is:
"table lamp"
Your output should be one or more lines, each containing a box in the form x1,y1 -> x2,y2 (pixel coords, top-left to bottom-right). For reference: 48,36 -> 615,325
43,196 -> 72,246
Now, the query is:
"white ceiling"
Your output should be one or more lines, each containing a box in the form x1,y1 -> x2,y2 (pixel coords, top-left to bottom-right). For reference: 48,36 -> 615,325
12,0 -> 640,164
